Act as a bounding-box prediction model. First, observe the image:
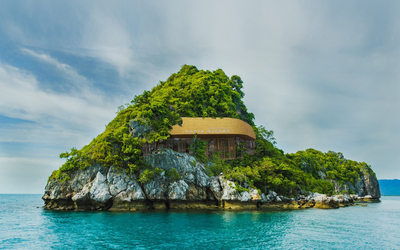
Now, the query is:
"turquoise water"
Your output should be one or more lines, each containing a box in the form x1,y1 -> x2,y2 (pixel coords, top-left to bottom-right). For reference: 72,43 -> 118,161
1,195 -> 399,249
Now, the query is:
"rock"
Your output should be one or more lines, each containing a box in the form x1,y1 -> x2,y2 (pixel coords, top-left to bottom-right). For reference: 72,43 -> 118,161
168,180 -> 189,200
43,165 -> 103,203
313,193 -> 339,209
186,183 -> 207,200
350,194 -> 359,200
209,176 -> 222,200
144,150 -> 210,188
269,190 -> 277,197
332,194 -> 353,207
43,149 -> 379,211
72,183 -> 90,203
72,171 -> 112,207
129,118 -> 152,138
221,179 -> 241,200
331,180 -> 349,194
110,167 -> 145,203
108,166 -> 129,196
249,189 -> 261,201
89,172 -> 112,203
143,174 -> 169,200
261,193 -> 268,202
361,168 -> 381,198
317,171 -> 326,180
240,191 -> 251,202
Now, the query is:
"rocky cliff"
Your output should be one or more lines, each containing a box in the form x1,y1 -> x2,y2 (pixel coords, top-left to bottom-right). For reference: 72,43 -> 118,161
43,150 -> 380,211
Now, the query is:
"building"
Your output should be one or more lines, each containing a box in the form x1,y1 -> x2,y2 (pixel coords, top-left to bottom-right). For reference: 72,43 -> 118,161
142,117 -> 256,159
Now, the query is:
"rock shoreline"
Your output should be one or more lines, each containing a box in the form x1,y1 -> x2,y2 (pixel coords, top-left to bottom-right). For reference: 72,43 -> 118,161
43,150 -> 380,211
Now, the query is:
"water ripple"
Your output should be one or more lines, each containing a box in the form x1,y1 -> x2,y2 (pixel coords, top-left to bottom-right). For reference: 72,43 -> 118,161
1,195 -> 400,249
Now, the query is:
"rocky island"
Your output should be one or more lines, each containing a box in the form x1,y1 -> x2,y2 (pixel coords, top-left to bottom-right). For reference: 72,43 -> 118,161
43,65 -> 380,211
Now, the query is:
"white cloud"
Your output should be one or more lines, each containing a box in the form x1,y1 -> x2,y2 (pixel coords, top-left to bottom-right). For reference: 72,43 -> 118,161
80,10 -> 135,77
0,59 -> 122,143
0,0 -> 400,191
0,55 -> 128,193
21,48 -> 90,89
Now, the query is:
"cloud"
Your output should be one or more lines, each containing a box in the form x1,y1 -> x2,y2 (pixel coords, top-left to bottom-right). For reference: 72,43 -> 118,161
80,13 -> 135,77
21,48 -> 90,89
0,54 -> 128,193
0,0 -> 400,193
0,58 -> 124,145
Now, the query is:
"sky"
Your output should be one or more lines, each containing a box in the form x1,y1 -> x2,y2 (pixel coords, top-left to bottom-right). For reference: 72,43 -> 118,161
0,0 -> 399,194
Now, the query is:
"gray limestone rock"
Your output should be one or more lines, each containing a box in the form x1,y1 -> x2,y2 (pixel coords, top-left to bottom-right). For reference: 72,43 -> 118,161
317,171 -> 326,180
209,176 -> 223,200
221,179 -> 241,200
72,183 -> 91,203
361,168 -> 381,198
144,150 -> 210,188
168,180 -> 189,200
261,193 -> 268,202
90,172 -> 111,203
43,148 -> 380,211
129,118 -> 152,138
240,191 -> 251,202
143,173 -> 169,200
107,166 -> 145,202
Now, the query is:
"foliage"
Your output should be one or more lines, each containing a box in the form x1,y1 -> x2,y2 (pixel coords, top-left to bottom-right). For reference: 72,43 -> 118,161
288,149 -> 368,186
189,134 -> 207,163
205,152 -> 232,177
138,168 -> 163,183
50,65 -> 254,181
131,64 -> 255,142
217,145 -> 373,196
47,64 -> 378,199
48,170 -> 70,183
234,184 -> 250,194
165,168 -> 181,182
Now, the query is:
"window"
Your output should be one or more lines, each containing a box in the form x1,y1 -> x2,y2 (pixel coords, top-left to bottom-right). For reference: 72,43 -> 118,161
218,137 -> 236,159
178,140 -> 186,153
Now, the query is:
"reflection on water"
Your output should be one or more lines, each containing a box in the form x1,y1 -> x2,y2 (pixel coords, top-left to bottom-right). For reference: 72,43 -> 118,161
0,195 -> 399,249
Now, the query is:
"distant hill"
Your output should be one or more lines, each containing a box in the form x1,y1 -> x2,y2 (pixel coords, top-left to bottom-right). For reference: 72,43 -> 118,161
379,179 -> 400,196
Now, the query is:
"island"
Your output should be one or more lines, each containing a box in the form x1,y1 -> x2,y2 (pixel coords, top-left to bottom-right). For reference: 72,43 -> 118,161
43,65 -> 380,211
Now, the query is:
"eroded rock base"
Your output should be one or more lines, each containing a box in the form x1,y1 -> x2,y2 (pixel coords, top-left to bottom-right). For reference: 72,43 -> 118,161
43,150 -> 380,212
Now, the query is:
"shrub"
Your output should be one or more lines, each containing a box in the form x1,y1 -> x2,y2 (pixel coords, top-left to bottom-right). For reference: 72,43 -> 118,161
165,168 -> 181,182
189,134 -> 207,163
138,168 -> 163,183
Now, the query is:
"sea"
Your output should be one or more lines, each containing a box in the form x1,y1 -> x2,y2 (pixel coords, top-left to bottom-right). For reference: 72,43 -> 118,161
0,195 -> 399,249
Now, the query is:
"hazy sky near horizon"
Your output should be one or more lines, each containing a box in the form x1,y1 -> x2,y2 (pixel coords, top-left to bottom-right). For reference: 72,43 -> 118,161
0,0 -> 399,193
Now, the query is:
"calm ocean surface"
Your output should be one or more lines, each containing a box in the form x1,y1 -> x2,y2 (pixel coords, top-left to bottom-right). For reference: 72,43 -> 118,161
0,195 -> 399,249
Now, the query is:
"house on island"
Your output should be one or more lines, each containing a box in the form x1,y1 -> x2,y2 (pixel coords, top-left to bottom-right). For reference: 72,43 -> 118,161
142,117 -> 256,159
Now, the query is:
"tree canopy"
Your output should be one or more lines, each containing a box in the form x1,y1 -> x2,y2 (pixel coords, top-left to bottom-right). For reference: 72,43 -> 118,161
49,65 -> 255,181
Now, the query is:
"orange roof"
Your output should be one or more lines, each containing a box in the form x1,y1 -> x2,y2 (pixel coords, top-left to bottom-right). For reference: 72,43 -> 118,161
170,117 -> 256,140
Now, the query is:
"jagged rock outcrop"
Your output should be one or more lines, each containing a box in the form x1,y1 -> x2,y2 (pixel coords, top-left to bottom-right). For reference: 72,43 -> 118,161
43,150 -> 380,211
129,119 -> 152,138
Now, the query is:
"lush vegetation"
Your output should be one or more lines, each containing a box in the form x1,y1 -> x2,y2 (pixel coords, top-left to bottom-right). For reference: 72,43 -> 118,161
49,65 -> 377,196
49,65 -> 254,182
189,134 -> 207,163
